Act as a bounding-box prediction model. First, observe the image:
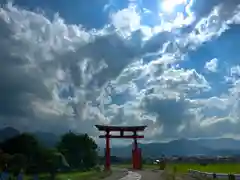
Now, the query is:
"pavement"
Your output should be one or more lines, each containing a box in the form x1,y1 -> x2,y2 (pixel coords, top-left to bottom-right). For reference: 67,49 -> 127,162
138,169 -> 163,180
103,169 -> 128,180
119,171 -> 142,180
104,169 -> 163,180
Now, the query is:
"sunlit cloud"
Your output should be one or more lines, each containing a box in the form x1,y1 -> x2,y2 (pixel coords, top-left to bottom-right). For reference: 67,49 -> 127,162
0,0 -> 240,141
161,0 -> 187,13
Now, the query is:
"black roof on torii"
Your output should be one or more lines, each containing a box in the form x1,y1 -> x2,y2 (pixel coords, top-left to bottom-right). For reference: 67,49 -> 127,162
95,125 -> 147,132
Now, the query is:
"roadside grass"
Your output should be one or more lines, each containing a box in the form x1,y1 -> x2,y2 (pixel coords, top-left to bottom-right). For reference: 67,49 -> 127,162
22,170 -> 111,180
161,168 -> 178,180
56,170 -> 111,180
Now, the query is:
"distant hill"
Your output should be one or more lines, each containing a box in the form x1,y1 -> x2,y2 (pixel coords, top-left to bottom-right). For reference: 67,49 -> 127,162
0,127 -> 59,148
140,139 -> 214,157
107,139 -> 213,158
106,138 -> 240,157
196,138 -> 240,150
1,127 -> 240,157
0,127 -> 20,142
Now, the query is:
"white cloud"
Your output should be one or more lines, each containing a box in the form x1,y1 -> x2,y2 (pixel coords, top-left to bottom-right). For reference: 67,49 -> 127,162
205,58 -> 218,72
111,8 -> 141,37
1,1 -> 240,141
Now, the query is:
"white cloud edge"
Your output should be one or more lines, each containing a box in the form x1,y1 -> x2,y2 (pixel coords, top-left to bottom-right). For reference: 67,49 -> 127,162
0,2 -> 240,141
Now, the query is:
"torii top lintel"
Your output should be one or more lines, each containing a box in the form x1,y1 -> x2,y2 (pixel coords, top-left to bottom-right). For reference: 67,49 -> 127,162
95,125 -> 147,132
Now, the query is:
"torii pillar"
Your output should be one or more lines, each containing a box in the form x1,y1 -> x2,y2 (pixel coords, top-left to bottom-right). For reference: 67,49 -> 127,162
95,125 -> 147,171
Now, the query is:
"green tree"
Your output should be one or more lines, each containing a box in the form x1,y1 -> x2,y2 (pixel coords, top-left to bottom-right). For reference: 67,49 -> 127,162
57,132 -> 98,170
9,154 -> 27,176
1,133 -> 42,169
1,133 -> 40,156
44,149 -> 64,180
0,152 -> 12,171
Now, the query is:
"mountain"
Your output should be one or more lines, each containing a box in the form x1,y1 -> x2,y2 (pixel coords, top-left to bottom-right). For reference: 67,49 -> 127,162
0,127 -> 59,148
1,127 -> 240,157
108,139 -> 214,158
0,127 -> 20,142
108,138 -> 240,158
141,139 -> 214,157
196,138 -> 240,150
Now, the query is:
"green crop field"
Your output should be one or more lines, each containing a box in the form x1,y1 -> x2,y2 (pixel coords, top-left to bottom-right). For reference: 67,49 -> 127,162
116,163 -> 240,174
167,163 -> 240,174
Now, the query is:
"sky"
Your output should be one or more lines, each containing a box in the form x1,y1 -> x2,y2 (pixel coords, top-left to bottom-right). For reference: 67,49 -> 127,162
0,0 -> 240,143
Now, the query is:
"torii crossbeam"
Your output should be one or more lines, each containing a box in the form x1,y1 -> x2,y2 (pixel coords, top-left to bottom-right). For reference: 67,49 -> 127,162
95,125 -> 147,171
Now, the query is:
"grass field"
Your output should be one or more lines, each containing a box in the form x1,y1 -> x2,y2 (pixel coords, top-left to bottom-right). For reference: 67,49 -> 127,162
116,163 -> 240,174
56,171 -> 111,180
171,163 -> 240,174
167,163 -> 240,174
23,170 -> 111,180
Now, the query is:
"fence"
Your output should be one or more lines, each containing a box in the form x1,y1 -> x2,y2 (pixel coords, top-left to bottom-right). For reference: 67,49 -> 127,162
0,172 -> 39,180
188,169 -> 240,180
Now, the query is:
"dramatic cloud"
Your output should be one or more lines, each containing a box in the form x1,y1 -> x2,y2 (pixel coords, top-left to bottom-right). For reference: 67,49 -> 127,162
0,0 -> 240,141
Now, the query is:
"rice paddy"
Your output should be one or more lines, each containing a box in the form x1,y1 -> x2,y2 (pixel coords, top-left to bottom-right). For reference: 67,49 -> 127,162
167,163 -> 240,174
116,162 -> 240,174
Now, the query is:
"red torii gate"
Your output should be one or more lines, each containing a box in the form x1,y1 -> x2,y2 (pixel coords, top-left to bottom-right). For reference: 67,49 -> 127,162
95,125 -> 147,171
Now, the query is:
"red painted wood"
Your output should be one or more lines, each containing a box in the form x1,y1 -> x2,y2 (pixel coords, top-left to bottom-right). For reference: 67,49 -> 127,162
95,125 -> 146,171
105,131 -> 110,171
99,135 -> 144,139
95,125 -> 147,132
132,148 -> 142,169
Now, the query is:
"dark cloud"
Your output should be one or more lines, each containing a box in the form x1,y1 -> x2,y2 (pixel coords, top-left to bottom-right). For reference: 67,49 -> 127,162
140,96 -> 193,137
141,31 -> 173,55
81,34 -> 140,87
0,23 -> 51,119
0,0 -> 239,141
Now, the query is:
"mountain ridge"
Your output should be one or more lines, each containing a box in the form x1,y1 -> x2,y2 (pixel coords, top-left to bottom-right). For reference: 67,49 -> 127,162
1,127 -> 240,157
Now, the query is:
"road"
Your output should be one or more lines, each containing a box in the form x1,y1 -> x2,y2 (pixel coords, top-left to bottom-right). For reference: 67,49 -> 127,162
104,169 -> 163,180
138,170 -> 163,180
